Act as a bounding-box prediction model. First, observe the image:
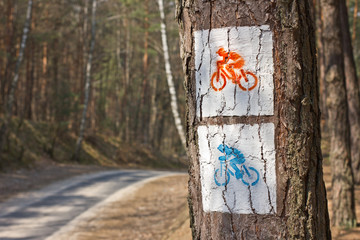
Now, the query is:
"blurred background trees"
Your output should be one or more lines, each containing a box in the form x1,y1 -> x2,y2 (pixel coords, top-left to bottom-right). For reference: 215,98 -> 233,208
320,0 -> 357,228
0,0 -> 186,166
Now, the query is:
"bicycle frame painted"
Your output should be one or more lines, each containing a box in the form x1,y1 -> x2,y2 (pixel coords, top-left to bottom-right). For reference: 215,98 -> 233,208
214,144 -> 260,187
211,49 -> 258,92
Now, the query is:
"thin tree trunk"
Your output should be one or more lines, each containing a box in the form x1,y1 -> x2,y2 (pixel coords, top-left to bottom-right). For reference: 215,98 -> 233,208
149,56 -> 159,146
120,15 -> 132,142
89,84 -> 96,131
177,0 -> 330,238
340,0 -> 360,184
158,0 -> 186,149
7,0 -> 32,114
321,0 -> 356,228
23,7 -> 35,122
124,15 -> 133,142
1,0 -> 15,108
39,3 -> 48,121
40,42 -> 48,121
0,0 -> 32,161
115,17 -> 122,134
137,0 -> 149,143
72,0 -> 89,132
81,0 -> 89,99
74,0 -> 97,161
51,41 -> 59,123
316,0 -> 327,128
23,41 -> 34,120
353,0 -> 358,43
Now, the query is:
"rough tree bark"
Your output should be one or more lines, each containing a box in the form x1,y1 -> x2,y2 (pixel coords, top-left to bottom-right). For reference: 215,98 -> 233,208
177,0 -> 330,238
0,0 -> 33,161
321,0 -> 357,228
158,0 -> 186,149
74,0 -> 97,161
340,0 -> 360,184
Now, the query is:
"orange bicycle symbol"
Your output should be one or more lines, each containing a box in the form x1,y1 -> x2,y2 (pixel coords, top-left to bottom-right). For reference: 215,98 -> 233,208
211,47 -> 258,92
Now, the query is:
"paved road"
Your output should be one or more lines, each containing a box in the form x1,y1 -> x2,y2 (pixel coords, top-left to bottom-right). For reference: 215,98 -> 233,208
0,169 -> 175,240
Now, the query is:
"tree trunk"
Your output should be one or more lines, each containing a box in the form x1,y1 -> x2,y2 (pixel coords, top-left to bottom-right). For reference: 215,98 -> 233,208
74,0 -> 97,161
115,17 -> 122,134
137,0 -> 150,143
158,0 -> 186,150
353,0 -> 358,44
149,56 -> 159,146
177,0 -> 330,238
40,42 -> 48,121
321,0 -> 357,228
24,39 -> 34,120
0,0 -> 33,161
316,0 -> 327,128
52,41 -> 59,122
122,15 -> 131,142
1,0 -> 15,109
339,0 -> 360,185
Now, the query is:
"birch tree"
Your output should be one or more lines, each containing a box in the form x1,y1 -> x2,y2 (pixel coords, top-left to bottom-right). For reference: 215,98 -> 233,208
0,0 -> 33,160
74,0 -> 97,160
158,0 -> 186,149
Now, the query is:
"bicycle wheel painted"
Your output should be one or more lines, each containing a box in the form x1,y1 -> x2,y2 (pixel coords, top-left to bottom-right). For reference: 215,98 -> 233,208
214,168 -> 230,186
240,166 -> 260,186
238,71 -> 258,91
211,72 -> 227,91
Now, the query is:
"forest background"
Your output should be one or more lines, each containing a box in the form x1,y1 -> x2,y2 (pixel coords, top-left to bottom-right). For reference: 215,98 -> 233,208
0,0 -> 188,170
0,0 -> 359,177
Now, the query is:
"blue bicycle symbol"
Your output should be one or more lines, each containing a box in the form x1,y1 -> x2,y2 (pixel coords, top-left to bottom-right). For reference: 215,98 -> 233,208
214,144 -> 260,187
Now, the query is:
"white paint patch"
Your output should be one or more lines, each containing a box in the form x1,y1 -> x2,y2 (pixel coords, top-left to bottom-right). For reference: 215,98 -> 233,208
197,123 -> 276,214
195,25 -> 274,117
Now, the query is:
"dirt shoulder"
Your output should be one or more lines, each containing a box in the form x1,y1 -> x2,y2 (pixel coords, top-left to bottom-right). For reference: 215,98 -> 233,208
51,174 -> 190,240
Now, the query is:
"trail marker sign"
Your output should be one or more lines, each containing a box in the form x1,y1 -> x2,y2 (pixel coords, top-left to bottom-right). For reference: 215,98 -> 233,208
195,25 -> 276,215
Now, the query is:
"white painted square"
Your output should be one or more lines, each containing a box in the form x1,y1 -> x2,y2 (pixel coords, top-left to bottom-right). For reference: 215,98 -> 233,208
195,25 -> 274,117
197,123 -> 276,214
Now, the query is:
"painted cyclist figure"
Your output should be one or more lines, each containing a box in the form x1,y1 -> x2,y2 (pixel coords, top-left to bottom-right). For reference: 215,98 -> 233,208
214,144 -> 260,186
211,47 -> 258,91
217,144 -> 245,179
216,47 -> 245,85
